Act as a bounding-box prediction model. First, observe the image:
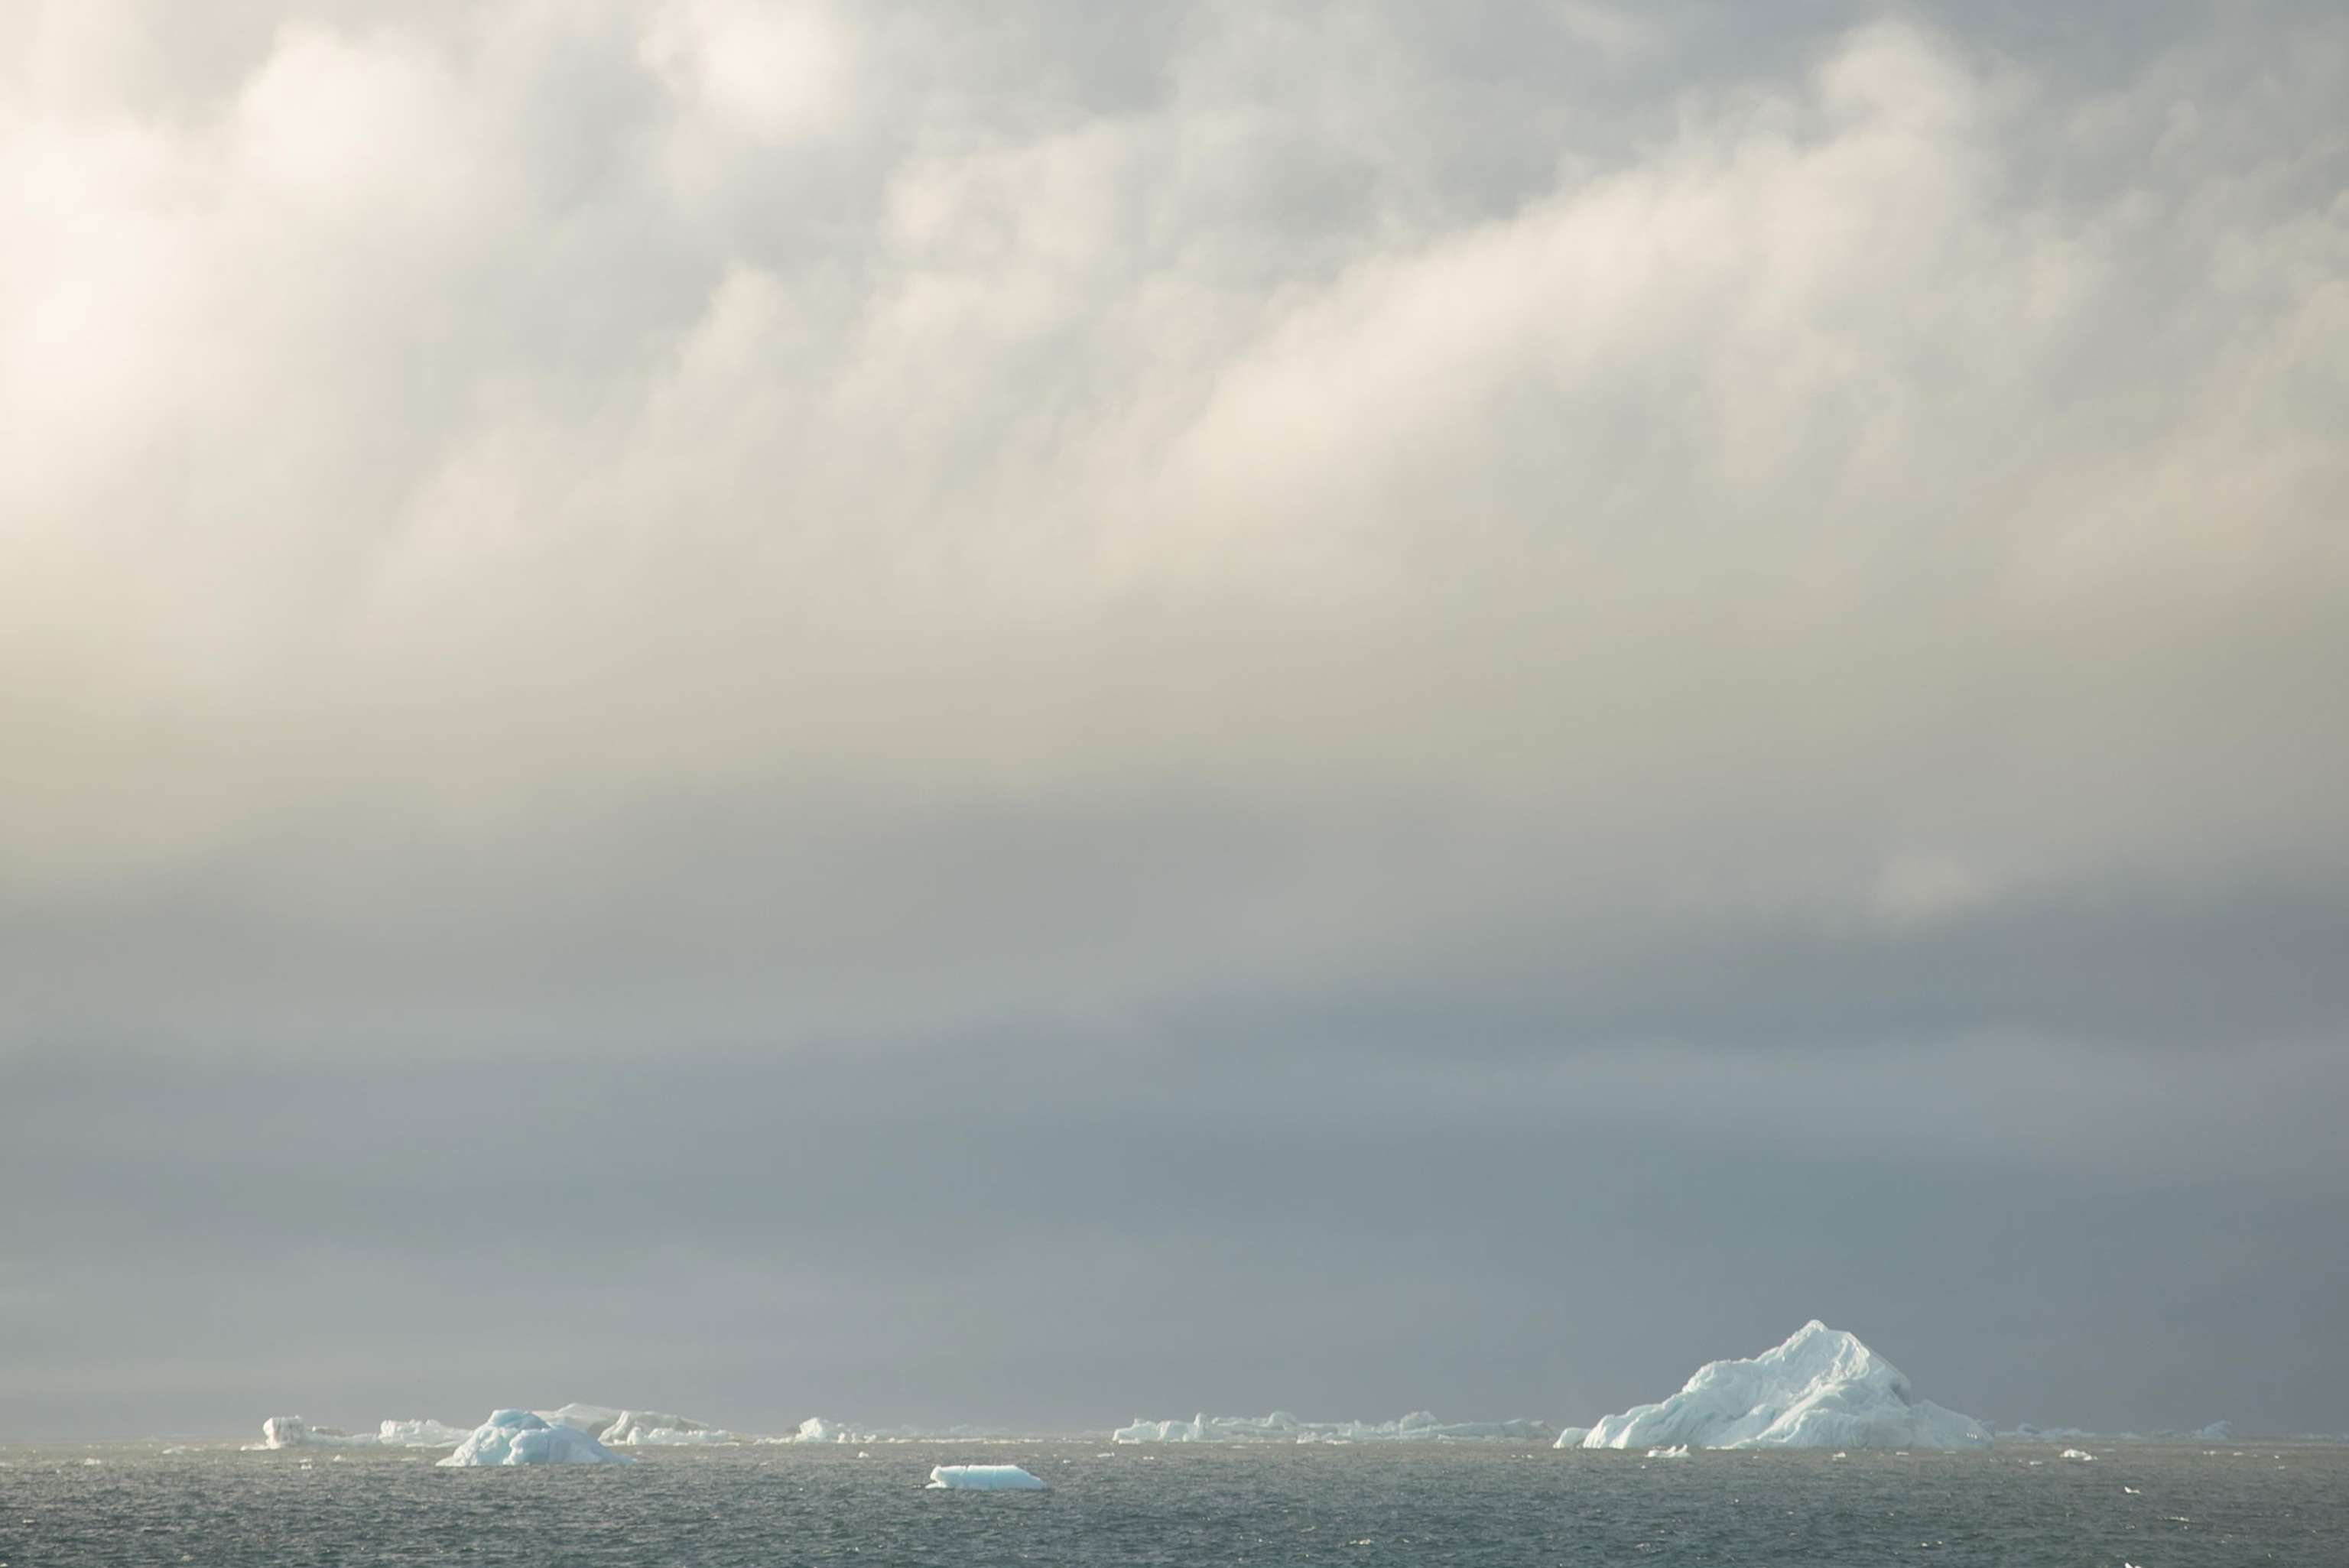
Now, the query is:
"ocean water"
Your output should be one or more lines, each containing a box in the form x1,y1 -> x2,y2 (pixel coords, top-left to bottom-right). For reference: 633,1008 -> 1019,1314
5,1441 -> 2343,1566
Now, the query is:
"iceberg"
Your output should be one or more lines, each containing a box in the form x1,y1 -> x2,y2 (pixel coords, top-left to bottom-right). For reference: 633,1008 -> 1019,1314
1113,1411 -> 1555,1444
597,1411 -> 738,1446
258,1417 -> 349,1449
256,1416 -> 470,1450
256,1405 -> 726,1451
376,1419 -> 474,1447
536,1403 -> 625,1437
437,1410 -> 635,1466
1567,1321 -> 1992,1451
928,1464 -> 1047,1490
2000,1424 -> 2097,1442
769,1419 -> 1032,1442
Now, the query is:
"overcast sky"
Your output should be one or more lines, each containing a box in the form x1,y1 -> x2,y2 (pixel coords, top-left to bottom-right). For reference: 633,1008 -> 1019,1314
3,0 -> 2346,1441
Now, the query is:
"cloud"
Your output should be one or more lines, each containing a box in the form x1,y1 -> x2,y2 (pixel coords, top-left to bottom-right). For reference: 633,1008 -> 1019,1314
3,4 -> 2347,1438
0,5 -> 2341,1007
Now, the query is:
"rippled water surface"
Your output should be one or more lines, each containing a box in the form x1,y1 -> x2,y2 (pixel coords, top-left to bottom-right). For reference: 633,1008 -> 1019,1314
5,1441 -> 2342,1565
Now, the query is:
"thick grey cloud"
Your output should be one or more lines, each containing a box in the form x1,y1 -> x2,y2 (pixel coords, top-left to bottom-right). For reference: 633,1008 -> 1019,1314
2,1 -> 2344,1438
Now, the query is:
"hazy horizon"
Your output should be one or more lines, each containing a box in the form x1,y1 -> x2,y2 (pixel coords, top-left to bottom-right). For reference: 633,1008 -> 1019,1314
4,1 -> 2345,1443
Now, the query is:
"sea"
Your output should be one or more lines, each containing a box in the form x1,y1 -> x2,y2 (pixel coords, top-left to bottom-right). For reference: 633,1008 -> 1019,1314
4,1440 -> 2343,1566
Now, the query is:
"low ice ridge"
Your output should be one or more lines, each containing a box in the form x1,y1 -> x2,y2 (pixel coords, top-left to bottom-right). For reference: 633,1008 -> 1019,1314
596,1411 -> 739,1446
252,1405 -> 1026,1452
531,1404 -> 739,1443
1995,1420 -> 2241,1444
439,1411 -> 634,1466
1999,1424 -> 2097,1442
255,1404 -> 734,1450
1566,1321 -> 1992,1451
254,1417 -> 473,1450
772,1419 -> 1058,1442
1114,1411 -> 1557,1444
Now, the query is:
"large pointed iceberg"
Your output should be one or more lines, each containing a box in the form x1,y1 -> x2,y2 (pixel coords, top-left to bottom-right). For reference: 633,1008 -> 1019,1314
1567,1321 -> 1991,1450
437,1410 -> 635,1466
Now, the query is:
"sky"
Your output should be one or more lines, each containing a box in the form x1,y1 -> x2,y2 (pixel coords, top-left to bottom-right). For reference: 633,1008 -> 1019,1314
2,0 -> 2345,1441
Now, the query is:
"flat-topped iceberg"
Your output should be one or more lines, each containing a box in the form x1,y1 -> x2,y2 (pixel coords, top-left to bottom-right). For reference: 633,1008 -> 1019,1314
438,1410 -> 635,1466
1567,1321 -> 1991,1451
928,1463 -> 1046,1489
1115,1411 -> 1555,1443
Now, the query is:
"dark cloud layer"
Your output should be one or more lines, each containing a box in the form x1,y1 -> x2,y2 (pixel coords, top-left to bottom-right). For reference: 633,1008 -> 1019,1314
2,0 -> 2345,1438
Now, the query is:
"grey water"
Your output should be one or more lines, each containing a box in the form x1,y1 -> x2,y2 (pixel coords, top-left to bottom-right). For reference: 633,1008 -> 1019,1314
5,1441 -> 2343,1566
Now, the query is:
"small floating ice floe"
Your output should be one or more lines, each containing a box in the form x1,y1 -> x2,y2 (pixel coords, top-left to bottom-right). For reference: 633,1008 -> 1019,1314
1646,1445 -> 1691,1459
928,1464 -> 1047,1490
438,1411 -> 635,1466
2060,1448 -> 2095,1462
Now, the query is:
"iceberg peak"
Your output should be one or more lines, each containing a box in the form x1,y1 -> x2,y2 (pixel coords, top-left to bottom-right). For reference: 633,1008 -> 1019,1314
1568,1321 -> 1991,1451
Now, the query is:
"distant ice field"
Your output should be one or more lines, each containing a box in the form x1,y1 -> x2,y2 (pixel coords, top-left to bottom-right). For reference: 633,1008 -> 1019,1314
6,1440 -> 2345,1566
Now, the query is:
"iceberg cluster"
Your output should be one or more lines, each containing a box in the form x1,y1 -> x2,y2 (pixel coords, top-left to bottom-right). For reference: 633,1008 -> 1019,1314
928,1464 -> 1047,1490
438,1411 -> 635,1466
1113,1411 -> 1555,1444
1568,1321 -> 1992,1451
